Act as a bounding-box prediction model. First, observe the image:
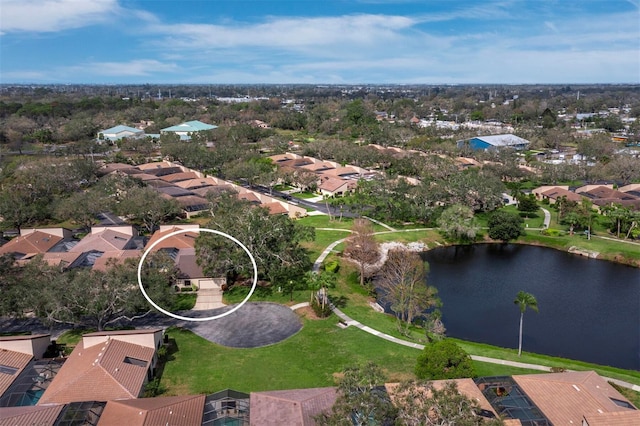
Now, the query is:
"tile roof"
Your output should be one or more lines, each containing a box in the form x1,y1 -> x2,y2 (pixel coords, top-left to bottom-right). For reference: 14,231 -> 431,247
98,394 -> 206,426
262,202 -> 289,215
0,231 -> 63,257
174,177 -> 220,190
250,387 -> 337,426
159,172 -> 200,183
0,404 -> 64,426
69,229 -> 136,253
318,177 -> 353,193
146,226 -> 199,250
91,250 -> 142,271
583,410 -> 640,425
174,248 -> 206,279
38,339 -> 154,405
0,349 -> 32,399
513,371 -> 638,426
541,187 -> 584,202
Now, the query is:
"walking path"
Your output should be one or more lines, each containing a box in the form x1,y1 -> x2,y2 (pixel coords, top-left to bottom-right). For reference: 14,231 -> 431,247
362,216 -> 396,231
312,231 -> 640,392
329,304 -> 640,391
541,207 -> 551,228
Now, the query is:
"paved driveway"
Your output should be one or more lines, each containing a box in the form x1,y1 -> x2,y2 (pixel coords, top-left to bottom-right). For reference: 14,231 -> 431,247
180,302 -> 302,348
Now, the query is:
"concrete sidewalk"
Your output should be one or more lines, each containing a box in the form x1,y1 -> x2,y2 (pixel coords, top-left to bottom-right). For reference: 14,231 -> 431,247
329,305 -> 640,391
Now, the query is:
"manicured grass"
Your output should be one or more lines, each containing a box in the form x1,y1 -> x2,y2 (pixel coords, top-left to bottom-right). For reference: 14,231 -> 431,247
374,229 -> 444,246
158,319 -> 544,395
172,293 -> 197,311
297,215 -> 387,232
292,191 -> 319,199
160,318 -> 421,394
518,232 -> 640,266
450,339 -> 640,386
303,230 -> 349,261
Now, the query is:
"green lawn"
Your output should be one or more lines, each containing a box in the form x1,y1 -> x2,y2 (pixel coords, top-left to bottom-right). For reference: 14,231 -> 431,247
292,191 -> 319,199
158,319 -> 544,395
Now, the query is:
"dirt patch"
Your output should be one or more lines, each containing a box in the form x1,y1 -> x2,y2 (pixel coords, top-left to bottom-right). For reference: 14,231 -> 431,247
296,305 -> 323,320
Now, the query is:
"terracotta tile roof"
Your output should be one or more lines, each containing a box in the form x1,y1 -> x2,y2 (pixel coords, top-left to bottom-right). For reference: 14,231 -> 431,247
250,387 -> 337,426
174,195 -> 209,210
159,172 -> 200,183
129,172 -> 162,182
0,405 -> 64,426
146,227 -> 199,250
98,394 -> 205,426
583,186 -> 639,201
513,371 -> 637,426
0,231 -> 63,257
174,177 -> 219,189
38,251 -> 83,268
262,202 -> 288,215
541,187 -> 584,202
38,339 -> 154,405
238,192 -> 260,203
318,177 -> 352,193
583,410 -> 640,425
386,379 -> 499,421
0,349 -> 32,398
69,229 -> 135,253
91,250 -> 142,271
135,161 -> 175,171
320,166 -> 361,177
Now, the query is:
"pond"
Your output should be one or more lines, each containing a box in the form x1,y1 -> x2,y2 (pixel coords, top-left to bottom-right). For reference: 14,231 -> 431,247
421,244 -> 640,370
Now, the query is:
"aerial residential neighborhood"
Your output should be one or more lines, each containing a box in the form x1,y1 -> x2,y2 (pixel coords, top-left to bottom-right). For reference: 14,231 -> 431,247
1,1 -> 640,425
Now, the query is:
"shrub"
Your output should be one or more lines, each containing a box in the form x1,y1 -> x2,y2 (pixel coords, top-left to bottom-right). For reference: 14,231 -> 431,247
323,259 -> 340,274
541,228 -> 564,237
415,339 -> 475,380
311,298 -> 332,318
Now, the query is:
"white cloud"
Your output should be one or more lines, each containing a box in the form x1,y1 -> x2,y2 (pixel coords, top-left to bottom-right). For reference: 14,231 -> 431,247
148,14 -> 415,52
0,0 -> 120,33
69,59 -> 180,77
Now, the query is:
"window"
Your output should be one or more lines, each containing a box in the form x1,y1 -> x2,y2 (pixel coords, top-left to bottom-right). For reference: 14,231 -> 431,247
123,356 -> 147,367
0,365 -> 18,375
610,397 -> 635,409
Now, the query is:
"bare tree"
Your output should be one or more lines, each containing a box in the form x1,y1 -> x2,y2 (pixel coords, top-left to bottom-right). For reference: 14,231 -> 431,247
343,219 -> 380,286
377,249 -> 440,334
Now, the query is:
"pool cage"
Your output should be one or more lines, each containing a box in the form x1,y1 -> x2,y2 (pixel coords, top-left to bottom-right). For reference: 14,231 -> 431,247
0,359 -> 64,407
202,389 -> 250,426
474,376 -> 551,426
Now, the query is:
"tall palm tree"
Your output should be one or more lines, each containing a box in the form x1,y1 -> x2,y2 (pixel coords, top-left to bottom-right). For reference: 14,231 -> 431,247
514,291 -> 539,357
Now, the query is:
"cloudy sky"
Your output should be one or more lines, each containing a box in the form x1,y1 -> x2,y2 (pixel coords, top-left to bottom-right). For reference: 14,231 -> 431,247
1,0 -> 639,84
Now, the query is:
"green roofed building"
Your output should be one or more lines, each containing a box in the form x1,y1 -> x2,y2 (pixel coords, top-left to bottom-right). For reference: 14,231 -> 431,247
160,120 -> 218,140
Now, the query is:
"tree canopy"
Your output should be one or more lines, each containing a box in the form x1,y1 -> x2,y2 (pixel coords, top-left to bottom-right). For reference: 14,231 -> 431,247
415,339 -> 476,380
487,210 -> 523,242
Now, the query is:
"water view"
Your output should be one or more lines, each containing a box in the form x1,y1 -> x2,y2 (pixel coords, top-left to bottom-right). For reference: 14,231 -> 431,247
422,244 -> 640,370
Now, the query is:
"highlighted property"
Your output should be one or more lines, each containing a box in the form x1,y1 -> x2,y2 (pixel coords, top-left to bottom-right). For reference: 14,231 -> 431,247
137,228 -> 257,322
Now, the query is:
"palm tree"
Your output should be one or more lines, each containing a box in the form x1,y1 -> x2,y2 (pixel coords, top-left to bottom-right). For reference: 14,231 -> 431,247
514,291 -> 538,357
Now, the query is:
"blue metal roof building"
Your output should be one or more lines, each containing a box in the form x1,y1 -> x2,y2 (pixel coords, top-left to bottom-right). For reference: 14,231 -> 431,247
460,134 -> 531,150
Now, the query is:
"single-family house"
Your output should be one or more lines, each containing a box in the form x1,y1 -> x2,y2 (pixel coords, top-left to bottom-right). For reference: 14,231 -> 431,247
146,225 -> 225,309
98,394 -> 206,426
318,177 -> 356,197
0,229 -> 73,259
37,330 -> 159,405
250,387 -> 336,426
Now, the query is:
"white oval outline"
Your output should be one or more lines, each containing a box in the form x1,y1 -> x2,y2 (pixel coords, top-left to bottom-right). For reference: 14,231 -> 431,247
137,228 -> 257,322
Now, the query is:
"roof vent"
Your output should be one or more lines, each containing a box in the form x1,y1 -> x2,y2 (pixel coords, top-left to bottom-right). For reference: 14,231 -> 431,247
572,385 -> 580,391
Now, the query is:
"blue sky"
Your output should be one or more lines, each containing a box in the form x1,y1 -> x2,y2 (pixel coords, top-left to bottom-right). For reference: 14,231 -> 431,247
1,0 -> 639,84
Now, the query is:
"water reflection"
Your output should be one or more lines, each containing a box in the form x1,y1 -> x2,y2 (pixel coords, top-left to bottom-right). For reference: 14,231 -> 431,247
422,244 -> 640,370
